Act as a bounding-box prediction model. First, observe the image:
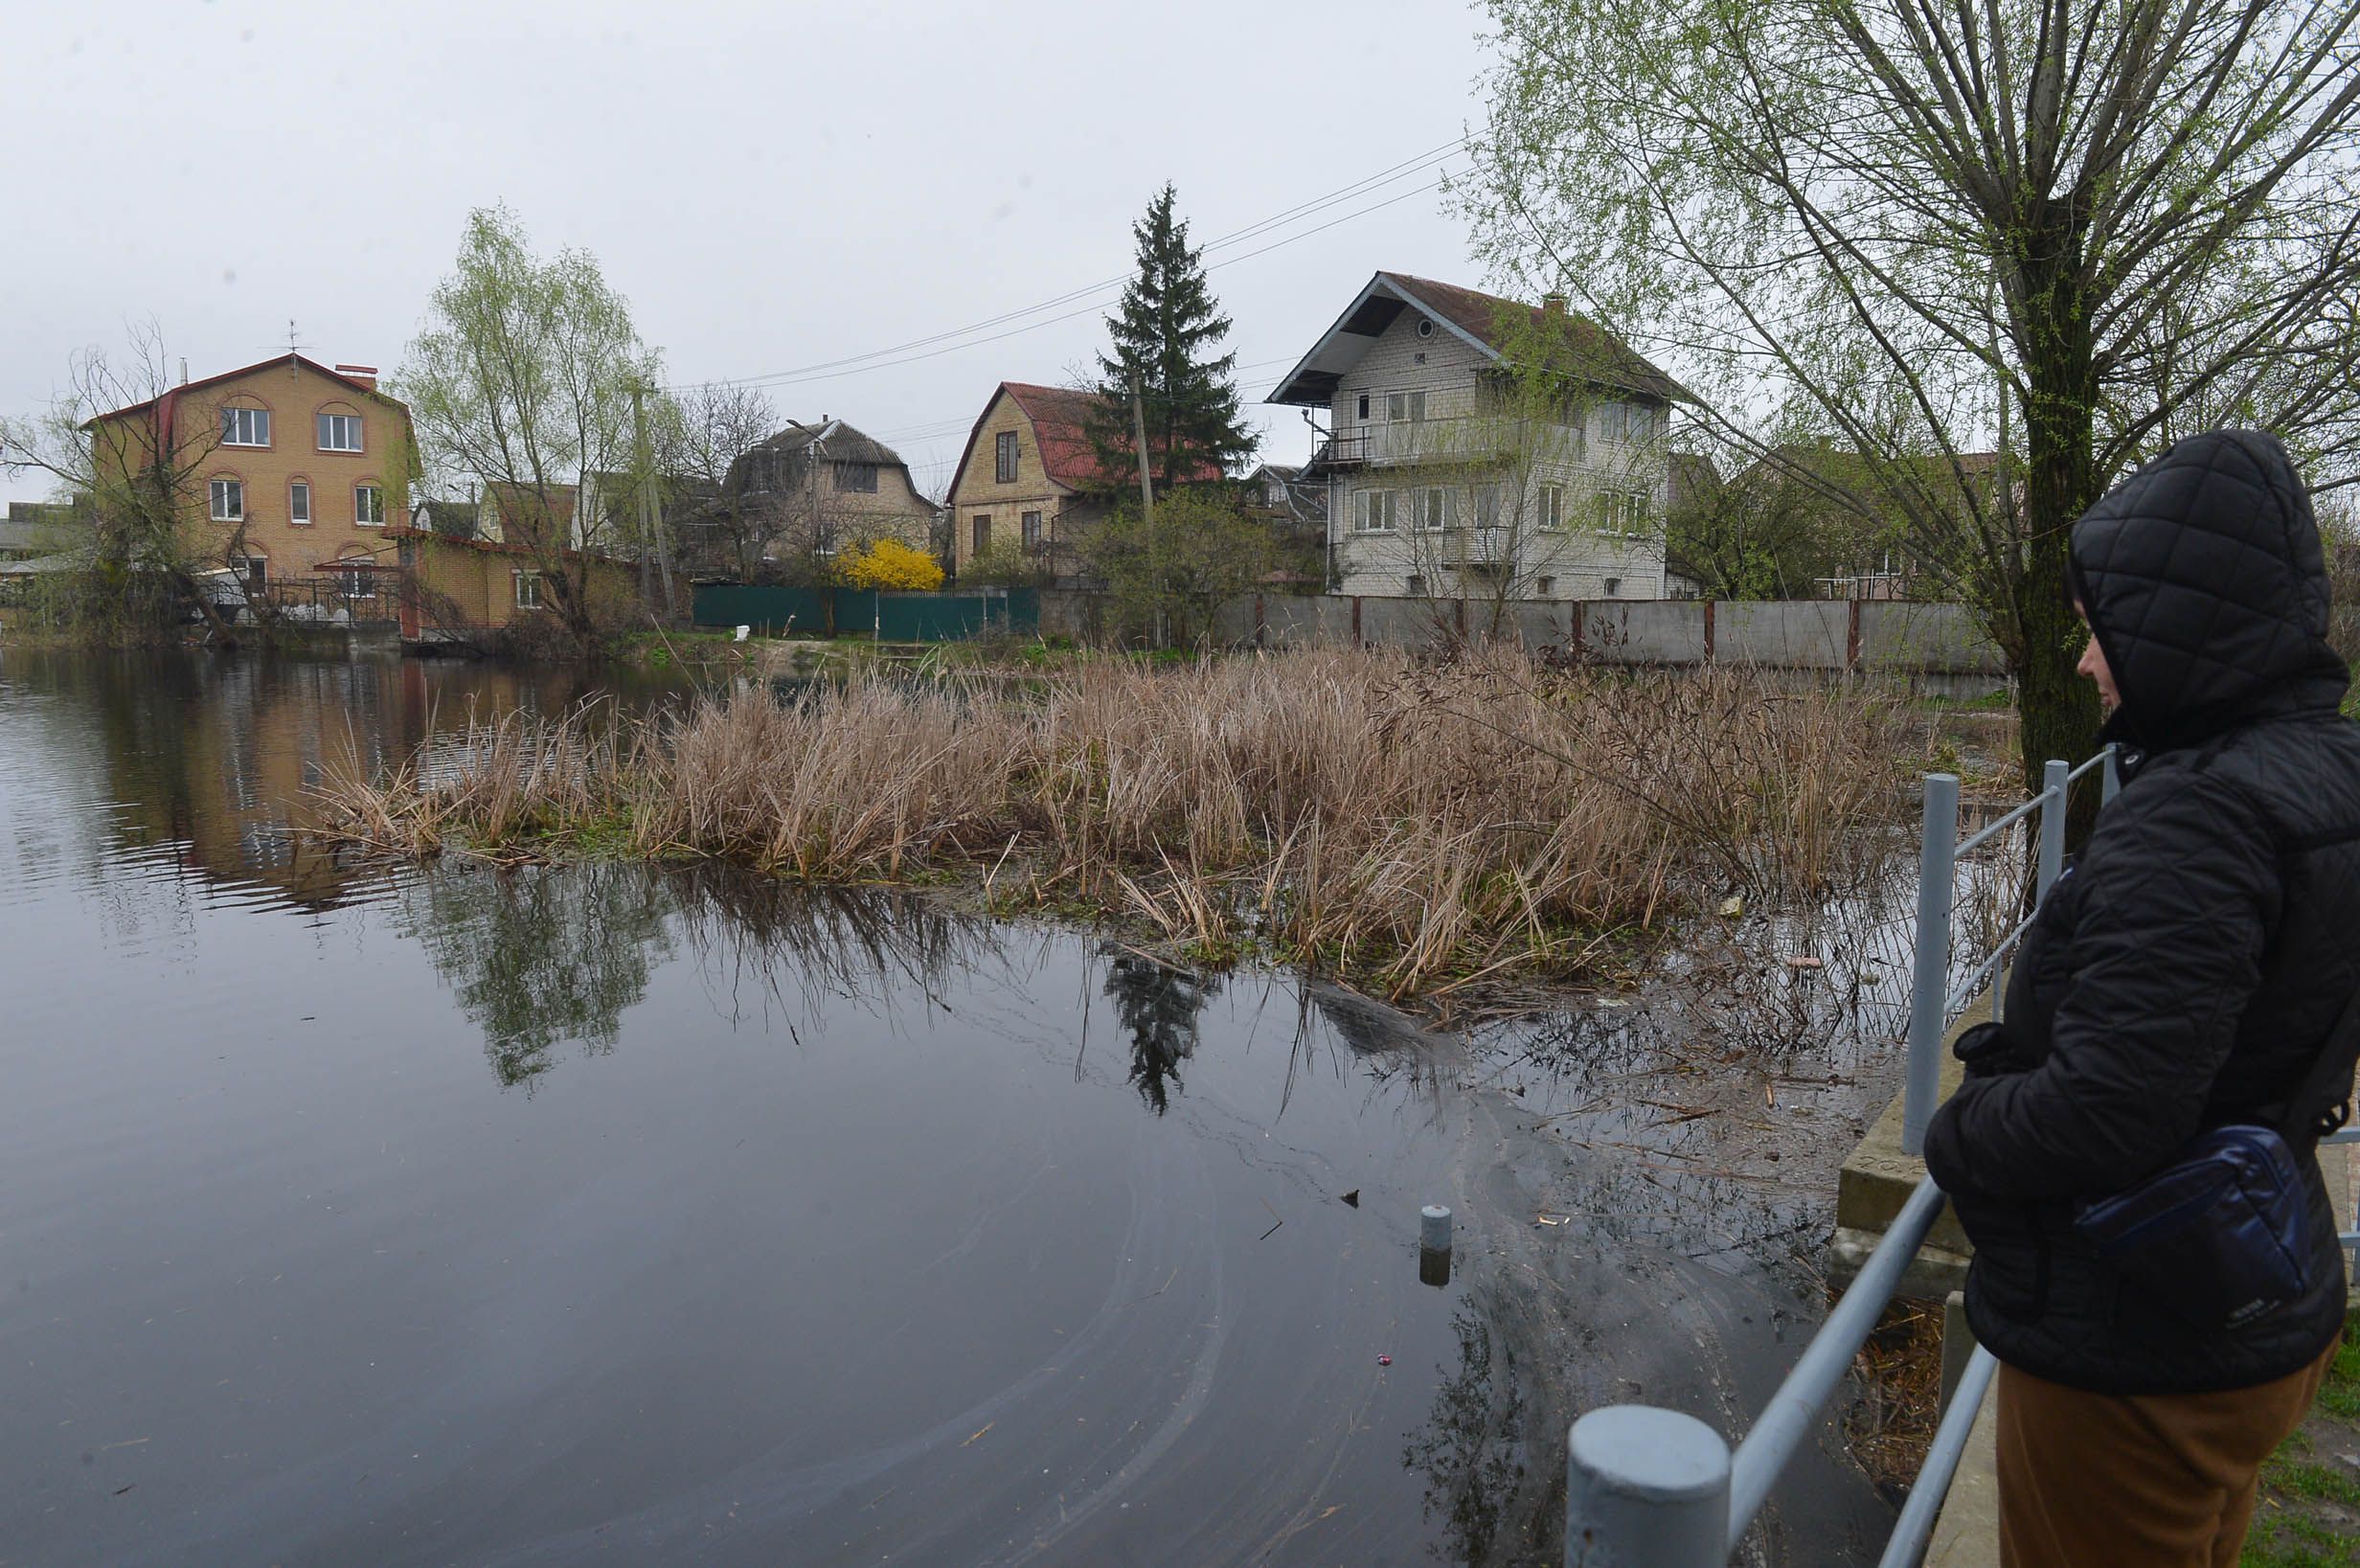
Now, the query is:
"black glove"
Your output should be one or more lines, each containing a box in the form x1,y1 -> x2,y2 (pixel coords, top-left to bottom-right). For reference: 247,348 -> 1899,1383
1951,1019 -> 2033,1079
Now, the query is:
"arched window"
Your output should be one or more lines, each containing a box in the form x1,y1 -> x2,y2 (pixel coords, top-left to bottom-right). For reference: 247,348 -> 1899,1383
315,401 -> 365,453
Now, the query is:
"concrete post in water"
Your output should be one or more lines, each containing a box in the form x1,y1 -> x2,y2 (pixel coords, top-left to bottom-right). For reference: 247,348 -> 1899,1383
1903,774 -> 1960,1157
1564,1406 -> 1730,1567
2038,759 -> 2069,901
1420,1204 -> 1452,1253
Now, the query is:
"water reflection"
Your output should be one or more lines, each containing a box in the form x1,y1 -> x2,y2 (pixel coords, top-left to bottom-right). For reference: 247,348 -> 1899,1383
0,649 -> 692,915
1103,951 -> 1222,1114
1403,1293 -> 1529,1566
397,863 -> 678,1088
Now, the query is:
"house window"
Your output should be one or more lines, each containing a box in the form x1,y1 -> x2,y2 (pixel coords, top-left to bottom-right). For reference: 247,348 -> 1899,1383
1537,575 -> 1555,595
1474,485 -> 1502,528
995,432 -> 1019,484
338,565 -> 376,601
1595,491 -> 1652,536
353,484 -> 384,526
1355,489 -> 1395,533
221,407 -> 271,447
972,513 -> 991,553
1405,573 -> 1427,596
1627,405 -> 1656,443
1600,403 -> 1628,443
1604,577 -> 1622,597
834,462 -> 878,493
289,480 -> 311,525
316,413 -> 363,452
1021,511 -> 1044,552
209,478 -> 244,521
1356,393 -> 1371,420
1386,391 -> 1426,423
1419,488 -> 1446,531
230,554 -> 266,590
1539,484 -> 1564,531
513,571 -> 544,610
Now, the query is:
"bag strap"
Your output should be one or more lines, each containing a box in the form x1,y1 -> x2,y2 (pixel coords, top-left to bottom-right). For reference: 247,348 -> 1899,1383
2276,972 -> 2360,1146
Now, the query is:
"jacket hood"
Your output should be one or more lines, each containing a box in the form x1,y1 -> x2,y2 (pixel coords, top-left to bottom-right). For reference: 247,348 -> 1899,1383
2069,429 -> 2348,752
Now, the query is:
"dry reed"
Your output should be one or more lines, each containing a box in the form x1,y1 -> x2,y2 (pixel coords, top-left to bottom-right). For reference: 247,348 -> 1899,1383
319,648 -> 1921,997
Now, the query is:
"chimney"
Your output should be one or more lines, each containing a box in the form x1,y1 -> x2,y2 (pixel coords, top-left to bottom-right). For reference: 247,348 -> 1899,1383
334,363 -> 378,390
179,357 -> 189,385
1541,292 -> 1567,317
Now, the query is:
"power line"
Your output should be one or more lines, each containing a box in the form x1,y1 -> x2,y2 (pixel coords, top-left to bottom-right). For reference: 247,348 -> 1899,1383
676,138 -> 1467,395
695,174 -> 1453,397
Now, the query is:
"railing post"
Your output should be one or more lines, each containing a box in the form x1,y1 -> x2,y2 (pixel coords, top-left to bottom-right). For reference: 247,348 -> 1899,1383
1566,1406 -> 1730,1567
2037,758 -> 2068,901
1904,774 -> 1960,1157
2101,743 -> 2122,805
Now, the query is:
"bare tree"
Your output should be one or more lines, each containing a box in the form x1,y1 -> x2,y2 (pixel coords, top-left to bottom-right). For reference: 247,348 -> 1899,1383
1464,0 -> 2360,792
0,323 -> 245,642
655,381 -> 779,580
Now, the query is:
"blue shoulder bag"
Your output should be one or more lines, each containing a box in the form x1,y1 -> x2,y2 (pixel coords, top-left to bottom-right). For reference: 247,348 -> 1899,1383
2072,989 -> 2360,1331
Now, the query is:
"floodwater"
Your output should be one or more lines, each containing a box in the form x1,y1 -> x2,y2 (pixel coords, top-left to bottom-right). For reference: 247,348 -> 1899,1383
0,650 -> 1897,1566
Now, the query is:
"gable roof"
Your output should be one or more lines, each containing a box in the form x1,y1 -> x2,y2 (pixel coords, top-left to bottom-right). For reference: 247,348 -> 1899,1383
951,381 -> 1225,497
1266,271 -> 1692,408
748,417 -> 912,472
86,353 -> 402,428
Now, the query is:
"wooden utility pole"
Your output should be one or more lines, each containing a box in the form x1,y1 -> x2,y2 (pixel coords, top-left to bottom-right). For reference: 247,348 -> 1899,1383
1129,372 -> 1161,648
631,380 -> 652,604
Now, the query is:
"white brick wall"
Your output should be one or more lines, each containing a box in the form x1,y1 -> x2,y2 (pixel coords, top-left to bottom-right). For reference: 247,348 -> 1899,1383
1323,304 -> 1670,600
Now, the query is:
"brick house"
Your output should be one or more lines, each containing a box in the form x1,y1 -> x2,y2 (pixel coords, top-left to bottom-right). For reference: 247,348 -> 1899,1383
1269,273 -> 1688,600
729,418 -> 936,571
82,354 -> 413,599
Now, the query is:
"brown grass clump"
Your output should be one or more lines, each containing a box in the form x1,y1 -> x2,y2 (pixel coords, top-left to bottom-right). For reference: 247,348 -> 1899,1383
321,647 -> 1919,997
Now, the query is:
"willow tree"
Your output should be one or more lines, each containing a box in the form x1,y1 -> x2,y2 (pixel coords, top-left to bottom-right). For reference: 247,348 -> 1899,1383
397,205 -> 664,650
1463,0 -> 2360,788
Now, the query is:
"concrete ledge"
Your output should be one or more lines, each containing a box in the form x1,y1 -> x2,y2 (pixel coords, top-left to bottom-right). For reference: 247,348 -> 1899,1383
1830,990 -> 1995,1283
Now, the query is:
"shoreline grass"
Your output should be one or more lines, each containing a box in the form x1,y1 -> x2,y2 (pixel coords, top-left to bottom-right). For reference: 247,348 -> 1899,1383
319,647 -> 1923,999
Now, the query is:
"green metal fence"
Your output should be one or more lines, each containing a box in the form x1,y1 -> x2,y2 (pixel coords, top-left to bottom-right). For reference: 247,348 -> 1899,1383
690,584 -> 1038,641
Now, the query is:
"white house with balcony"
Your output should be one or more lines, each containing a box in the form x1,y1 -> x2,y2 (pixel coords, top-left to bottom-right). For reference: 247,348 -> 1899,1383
1268,271 -> 1690,600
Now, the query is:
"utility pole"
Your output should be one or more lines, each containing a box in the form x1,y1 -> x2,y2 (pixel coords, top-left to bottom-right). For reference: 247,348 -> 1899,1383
1130,371 -> 1161,648
631,380 -> 652,604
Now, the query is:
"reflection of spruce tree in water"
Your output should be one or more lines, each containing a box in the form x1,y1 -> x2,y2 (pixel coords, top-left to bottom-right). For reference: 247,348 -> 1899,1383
399,863 -> 675,1088
1104,955 -> 1220,1115
1402,1297 -> 1531,1565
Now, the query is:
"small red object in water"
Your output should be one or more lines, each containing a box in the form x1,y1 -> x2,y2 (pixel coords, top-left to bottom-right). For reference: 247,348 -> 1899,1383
1377,1355 -> 1393,1366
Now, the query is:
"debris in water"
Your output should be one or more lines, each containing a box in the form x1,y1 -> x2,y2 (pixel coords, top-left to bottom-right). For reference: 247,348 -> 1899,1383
1782,955 -> 1824,969
1376,1355 -> 1392,1366
1719,895 -> 1745,919
1339,1189 -> 1360,1208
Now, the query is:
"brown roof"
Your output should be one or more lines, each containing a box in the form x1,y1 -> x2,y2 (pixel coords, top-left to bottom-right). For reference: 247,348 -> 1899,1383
748,418 -> 912,471
86,353 -> 402,427
1377,273 -> 1692,403
954,382 -> 1226,496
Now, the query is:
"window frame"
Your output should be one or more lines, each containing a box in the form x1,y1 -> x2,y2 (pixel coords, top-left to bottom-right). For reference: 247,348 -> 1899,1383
337,564 -> 377,602
352,483 -> 384,527
220,407 -> 272,448
1419,488 -> 1446,532
1021,510 -> 1044,552
316,412 -> 364,453
513,570 -> 544,610
209,477 -> 245,522
994,431 -> 1019,484
1355,489 -> 1396,534
833,461 -> 879,494
972,513 -> 991,554
229,553 -> 266,590
288,479 -> 312,526
1538,484 -> 1564,531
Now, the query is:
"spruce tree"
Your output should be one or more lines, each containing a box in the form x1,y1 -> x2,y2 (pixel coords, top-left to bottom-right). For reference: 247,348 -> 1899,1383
1088,184 -> 1258,491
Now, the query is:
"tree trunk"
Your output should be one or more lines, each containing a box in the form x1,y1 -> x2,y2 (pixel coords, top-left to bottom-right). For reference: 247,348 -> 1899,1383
2011,205 -> 2106,828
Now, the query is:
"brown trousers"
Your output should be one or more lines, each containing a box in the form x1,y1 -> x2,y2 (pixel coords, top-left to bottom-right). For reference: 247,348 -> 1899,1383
1995,1340 -> 2336,1567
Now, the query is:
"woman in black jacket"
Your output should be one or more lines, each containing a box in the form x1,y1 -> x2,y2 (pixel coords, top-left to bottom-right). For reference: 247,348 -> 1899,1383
1924,428 -> 2356,1567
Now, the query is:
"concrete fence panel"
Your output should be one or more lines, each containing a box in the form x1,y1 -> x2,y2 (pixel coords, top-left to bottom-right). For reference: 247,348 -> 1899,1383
1719,601 -> 1850,670
1588,600 -> 1710,664
1858,602 -> 2006,674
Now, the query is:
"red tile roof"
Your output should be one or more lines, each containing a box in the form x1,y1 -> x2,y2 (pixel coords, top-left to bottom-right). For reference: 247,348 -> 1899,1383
955,381 -> 1228,496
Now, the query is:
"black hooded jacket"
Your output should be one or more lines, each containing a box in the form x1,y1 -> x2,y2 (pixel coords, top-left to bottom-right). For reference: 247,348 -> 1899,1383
1923,429 -> 2360,1395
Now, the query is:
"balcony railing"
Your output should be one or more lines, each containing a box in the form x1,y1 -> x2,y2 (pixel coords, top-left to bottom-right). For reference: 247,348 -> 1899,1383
1307,418 -> 1524,474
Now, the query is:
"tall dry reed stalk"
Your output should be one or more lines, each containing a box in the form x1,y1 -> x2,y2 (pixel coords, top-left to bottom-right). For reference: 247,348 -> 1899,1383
322,648 -> 1920,997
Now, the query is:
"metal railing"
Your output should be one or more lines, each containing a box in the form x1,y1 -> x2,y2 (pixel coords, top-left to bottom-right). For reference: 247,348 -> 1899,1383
1564,751 -> 2120,1566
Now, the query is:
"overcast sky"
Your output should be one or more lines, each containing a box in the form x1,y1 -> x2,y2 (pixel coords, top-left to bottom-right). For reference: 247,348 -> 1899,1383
2,1 -> 1502,506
